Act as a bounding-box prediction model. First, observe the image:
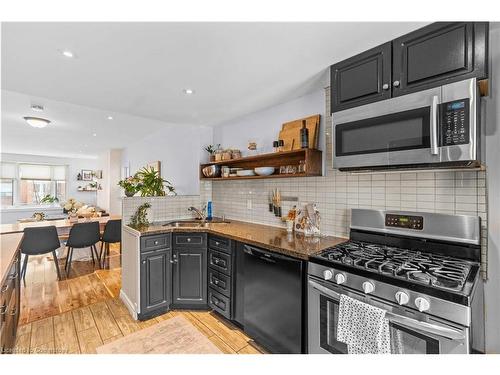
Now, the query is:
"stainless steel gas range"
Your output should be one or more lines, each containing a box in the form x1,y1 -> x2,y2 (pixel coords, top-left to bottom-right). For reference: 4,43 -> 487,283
308,209 -> 484,354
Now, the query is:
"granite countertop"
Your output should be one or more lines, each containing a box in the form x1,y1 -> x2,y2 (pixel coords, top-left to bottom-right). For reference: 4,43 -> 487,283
124,219 -> 347,260
1,232 -> 23,279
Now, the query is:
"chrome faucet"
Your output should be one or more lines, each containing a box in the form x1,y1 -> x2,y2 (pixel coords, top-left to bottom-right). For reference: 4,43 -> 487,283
188,205 -> 207,221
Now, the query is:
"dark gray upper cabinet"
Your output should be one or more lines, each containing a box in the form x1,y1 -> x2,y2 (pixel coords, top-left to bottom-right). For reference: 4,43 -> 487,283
330,42 -> 392,112
330,22 -> 489,113
392,22 -> 489,96
172,233 -> 207,308
140,248 -> 172,317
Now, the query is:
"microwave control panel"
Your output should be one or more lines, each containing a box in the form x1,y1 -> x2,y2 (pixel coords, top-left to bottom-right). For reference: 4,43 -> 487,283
385,214 -> 424,230
440,98 -> 469,146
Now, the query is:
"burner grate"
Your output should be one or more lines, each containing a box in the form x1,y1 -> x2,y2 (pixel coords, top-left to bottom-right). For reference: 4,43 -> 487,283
319,241 -> 473,292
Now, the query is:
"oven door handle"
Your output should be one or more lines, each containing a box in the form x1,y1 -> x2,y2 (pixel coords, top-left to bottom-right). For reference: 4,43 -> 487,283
308,279 -> 465,341
430,95 -> 439,155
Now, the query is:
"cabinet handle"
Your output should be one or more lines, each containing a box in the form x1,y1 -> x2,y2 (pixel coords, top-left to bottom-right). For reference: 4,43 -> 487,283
393,80 -> 400,87
142,260 -> 146,264
187,238 -> 191,242
382,83 -> 389,90
154,241 -> 159,245
0,304 -> 7,315
215,241 -> 220,246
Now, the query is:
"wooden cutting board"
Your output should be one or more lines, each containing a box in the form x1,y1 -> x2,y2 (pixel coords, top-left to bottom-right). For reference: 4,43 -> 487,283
279,114 -> 320,151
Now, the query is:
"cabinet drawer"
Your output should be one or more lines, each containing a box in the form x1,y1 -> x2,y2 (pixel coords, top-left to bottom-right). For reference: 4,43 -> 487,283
208,269 -> 231,298
209,236 -> 232,254
141,234 -> 171,252
208,249 -> 232,276
173,233 -> 206,248
208,288 -> 231,319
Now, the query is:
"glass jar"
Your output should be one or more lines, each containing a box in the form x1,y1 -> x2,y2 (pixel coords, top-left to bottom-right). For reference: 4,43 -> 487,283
214,149 -> 224,162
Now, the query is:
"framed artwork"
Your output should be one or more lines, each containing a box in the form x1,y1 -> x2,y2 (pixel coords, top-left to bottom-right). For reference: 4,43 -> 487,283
93,170 -> 103,179
145,161 -> 161,176
81,169 -> 93,181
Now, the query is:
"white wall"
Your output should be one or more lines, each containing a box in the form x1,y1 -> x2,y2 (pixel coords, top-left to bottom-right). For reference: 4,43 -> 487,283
484,23 -> 500,354
121,124 -> 212,196
213,89 -> 326,159
97,149 -> 123,215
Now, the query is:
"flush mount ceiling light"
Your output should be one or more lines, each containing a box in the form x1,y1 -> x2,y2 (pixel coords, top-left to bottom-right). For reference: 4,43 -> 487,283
107,116 -> 113,120
183,88 -> 194,95
61,50 -> 74,58
23,116 -> 51,128
31,104 -> 44,112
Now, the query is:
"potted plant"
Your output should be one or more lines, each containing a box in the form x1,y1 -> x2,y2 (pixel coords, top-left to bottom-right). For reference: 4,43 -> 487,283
204,144 -> 220,162
129,202 -> 151,228
40,194 -> 59,205
118,176 -> 140,197
135,166 -> 176,197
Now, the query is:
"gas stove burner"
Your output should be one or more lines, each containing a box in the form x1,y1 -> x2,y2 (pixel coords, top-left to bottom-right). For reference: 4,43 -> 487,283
318,240 -> 474,292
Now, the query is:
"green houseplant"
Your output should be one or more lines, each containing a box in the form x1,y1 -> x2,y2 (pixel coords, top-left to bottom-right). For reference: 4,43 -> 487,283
129,202 -> 151,228
118,176 -> 140,197
135,166 -> 176,197
204,144 -> 220,162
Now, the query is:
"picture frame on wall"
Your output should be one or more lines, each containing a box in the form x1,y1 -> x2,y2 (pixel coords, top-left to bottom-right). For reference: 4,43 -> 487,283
81,169 -> 93,181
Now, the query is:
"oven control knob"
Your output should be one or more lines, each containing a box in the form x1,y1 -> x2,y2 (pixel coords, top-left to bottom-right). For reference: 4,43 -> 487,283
415,297 -> 430,312
362,281 -> 375,294
335,273 -> 346,285
395,291 -> 409,305
323,269 -> 334,281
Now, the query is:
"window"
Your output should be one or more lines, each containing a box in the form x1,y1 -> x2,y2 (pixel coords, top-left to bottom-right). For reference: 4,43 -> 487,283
0,179 -> 14,206
0,162 -> 68,207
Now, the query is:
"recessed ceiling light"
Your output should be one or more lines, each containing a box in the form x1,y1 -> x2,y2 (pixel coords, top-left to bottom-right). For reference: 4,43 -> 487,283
183,89 -> 194,95
61,50 -> 74,58
92,133 -> 97,137
107,116 -> 113,120
31,104 -> 44,112
23,116 -> 51,128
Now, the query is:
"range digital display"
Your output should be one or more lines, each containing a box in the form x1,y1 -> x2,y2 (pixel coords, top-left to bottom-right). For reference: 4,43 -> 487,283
385,214 -> 423,230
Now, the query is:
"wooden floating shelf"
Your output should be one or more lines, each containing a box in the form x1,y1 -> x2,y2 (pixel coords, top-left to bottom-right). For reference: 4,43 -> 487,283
200,148 -> 322,181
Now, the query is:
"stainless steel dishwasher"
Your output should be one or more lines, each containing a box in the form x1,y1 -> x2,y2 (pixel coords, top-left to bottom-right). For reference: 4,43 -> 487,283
243,244 -> 304,354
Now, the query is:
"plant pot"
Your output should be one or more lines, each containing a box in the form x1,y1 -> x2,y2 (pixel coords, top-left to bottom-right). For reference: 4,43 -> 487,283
125,190 -> 135,197
209,154 -> 216,162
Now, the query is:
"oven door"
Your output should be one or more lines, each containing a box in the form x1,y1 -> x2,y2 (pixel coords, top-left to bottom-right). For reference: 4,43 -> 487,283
307,278 -> 469,354
332,86 -> 442,170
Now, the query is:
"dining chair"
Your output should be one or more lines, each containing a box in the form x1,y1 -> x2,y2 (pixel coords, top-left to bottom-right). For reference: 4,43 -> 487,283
20,226 -> 62,283
64,221 -> 101,277
99,219 -> 121,268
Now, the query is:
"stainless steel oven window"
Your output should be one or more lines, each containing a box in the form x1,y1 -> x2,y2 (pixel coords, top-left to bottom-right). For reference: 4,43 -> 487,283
319,295 -> 348,354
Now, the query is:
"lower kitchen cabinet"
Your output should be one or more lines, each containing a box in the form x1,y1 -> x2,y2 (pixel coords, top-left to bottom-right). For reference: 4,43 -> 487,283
140,248 -> 172,319
171,233 -> 207,308
1,249 -> 21,354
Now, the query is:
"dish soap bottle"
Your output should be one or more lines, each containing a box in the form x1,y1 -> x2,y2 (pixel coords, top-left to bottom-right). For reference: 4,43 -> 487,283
300,120 -> 309,149
207,201 -> 213,220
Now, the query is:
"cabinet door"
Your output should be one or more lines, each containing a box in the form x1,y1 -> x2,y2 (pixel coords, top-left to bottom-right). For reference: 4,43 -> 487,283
140,249 -> 171,315
331,42 -> 392,113
172,247 -> 207,307
392,22 -> 488,96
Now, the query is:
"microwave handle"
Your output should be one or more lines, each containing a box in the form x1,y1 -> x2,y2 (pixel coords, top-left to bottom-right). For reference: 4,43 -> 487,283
430,95 -> 439,155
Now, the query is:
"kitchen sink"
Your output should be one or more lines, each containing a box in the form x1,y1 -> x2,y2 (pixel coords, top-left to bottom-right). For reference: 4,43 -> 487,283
162,218 -> 230,228
163,221 -> 209,228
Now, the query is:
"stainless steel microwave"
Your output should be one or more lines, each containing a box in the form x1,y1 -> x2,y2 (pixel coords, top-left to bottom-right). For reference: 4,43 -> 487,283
332,78 -> 483,171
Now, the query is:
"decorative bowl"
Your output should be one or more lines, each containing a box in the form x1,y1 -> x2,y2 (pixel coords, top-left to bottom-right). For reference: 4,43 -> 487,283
254,167 -> 275,176
202,165 -> 221,178
236,169 -> 256,177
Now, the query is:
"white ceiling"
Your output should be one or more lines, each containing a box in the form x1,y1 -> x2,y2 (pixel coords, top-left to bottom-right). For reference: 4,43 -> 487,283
1,22 -> 429,157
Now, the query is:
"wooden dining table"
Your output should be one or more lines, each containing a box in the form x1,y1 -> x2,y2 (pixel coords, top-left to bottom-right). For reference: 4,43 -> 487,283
0,215 -> 122,238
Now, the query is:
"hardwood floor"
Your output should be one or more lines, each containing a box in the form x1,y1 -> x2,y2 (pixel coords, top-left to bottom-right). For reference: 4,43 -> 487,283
15,244 -> 265,354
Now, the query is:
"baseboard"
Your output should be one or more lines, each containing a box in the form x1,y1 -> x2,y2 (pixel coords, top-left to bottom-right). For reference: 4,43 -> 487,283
119,289 -> 137,320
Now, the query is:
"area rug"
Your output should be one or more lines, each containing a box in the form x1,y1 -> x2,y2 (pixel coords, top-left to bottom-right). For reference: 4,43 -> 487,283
96,316 -> 222,354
